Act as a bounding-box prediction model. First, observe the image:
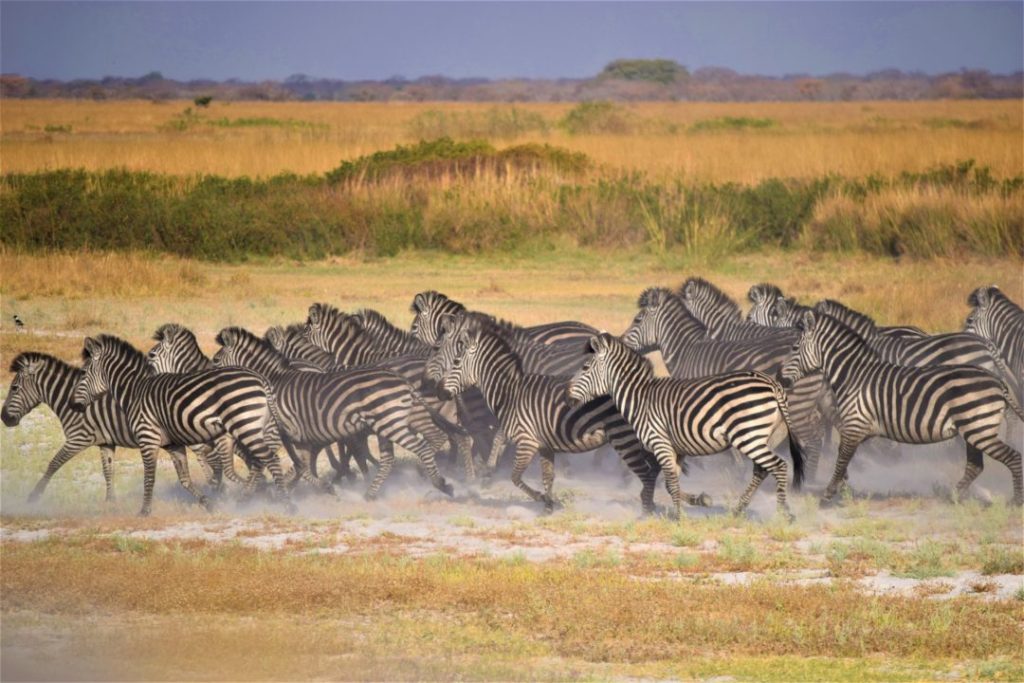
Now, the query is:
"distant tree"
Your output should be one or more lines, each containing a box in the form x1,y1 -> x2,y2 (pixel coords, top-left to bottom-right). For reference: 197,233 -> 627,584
796,78 -> 824,100
193,95 -> 213,107
599,59 -> 688,84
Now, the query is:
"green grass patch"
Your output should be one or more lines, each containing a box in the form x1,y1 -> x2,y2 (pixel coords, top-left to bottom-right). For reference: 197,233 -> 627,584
690,116 -> 777,133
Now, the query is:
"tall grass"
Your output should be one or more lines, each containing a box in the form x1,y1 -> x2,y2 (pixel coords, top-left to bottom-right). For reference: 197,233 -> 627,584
2,99 -> 1020,182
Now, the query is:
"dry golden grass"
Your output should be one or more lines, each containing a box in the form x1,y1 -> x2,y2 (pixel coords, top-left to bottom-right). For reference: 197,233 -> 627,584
2,99 -> 1020,182
1,249 -> 1019,367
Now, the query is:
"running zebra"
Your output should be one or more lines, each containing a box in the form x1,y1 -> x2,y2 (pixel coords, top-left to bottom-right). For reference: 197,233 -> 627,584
815,300 -> 1017,397
567,334 -> 805,520
622,287 -> 825,476
966,285 -> 1023,386
212,326 -> 455,500
426,314 -> 697,515
3,352 -> 135,503
780,311 -> 1024,505
410,290 -> 599,349
679,278 -> 790,341
747,284 -> 924,340
72,335 -> 290,516
265,324 -> 342,371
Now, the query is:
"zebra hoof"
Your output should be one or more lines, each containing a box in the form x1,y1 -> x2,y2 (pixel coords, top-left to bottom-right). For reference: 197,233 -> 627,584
364,490 -> 379,502
696,493 -> 713,507
198,496 -> 214,512
26,491 -> 42,505
138,507 -> 152,518
439,480 -> 455,498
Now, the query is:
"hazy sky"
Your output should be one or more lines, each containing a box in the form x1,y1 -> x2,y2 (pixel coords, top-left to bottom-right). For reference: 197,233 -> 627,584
2,2 -> 1021,81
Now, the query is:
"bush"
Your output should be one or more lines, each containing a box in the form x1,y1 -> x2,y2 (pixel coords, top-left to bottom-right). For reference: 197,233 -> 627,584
407,107 -> 549,140
560,101 -> 638,135
690,116 -> 776,133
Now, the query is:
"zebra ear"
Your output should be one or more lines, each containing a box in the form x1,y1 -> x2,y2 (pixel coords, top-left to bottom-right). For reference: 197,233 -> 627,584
589,334 -> 610,354
265,327 -> 284,348
412,293 -> 427,314
438,314 -> 457,338
308,304 -> 322,325
83,337 -> 100,358
797,310 -> 817,333
682,280 -> 696,300
349,313 -> 365,331
748,286 -> 763,304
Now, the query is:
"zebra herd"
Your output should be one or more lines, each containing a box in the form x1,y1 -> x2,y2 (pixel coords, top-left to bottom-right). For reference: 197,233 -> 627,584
3,281 -> 1021,519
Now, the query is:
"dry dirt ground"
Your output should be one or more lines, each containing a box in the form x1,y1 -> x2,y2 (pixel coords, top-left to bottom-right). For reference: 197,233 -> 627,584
2,403 -> 1023,681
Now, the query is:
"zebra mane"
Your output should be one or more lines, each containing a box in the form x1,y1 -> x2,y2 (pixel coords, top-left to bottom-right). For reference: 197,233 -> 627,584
9,351 -> 69,374
680,277 -> 742,320
216,326 -> 265,351
967,285 -> 1017,314
82,335 -> 148,367
411,290 -> 465,315
748,283 -> 784,305
597,333 -> 654,378
459,314 -> 525,373
816,300 -> 878,333
152,323 -> 192,342
637,287 -> 672,308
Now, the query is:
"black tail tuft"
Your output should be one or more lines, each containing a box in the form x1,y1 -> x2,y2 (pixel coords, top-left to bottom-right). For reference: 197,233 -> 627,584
788,432 -> 805,492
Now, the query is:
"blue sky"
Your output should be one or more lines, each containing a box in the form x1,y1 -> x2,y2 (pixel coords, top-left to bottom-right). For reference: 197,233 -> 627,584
2,2 -> 1021,81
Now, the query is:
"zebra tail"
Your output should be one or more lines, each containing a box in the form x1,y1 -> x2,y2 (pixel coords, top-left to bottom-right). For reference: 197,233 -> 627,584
761,372 -> 805,491
414,392 -> 471,438
1002,379 -> 1024,423
262,382 -> 295,441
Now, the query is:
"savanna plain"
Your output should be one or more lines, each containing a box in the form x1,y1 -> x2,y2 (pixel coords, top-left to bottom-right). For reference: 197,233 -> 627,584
1,99 -> 1023,681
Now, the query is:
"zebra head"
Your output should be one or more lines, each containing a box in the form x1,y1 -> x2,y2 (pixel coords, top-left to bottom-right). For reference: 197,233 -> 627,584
2,354 -> 46,426
431,314 -> 484,398
213,327 -> 282,375
780,310 -> 823,389
622,288 -> 671,352
304,303 -> 358,360
148,323 -> 207,374
566,334 -> 616,408
964,285 -> 1002,337
74,337 -> 111,406
679,277 -> 742,330
746,283 -> 784,325
410,291 -> 466,347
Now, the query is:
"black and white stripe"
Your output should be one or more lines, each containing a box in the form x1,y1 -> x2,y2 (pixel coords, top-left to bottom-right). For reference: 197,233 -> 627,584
780,310 -> 1023,505
965,286 -> 1024,393
72,335 -> 289,516
212,326 -> 455,499
3,352 -> 135,503
426,315 -> 689,515
567,333 -> 804,520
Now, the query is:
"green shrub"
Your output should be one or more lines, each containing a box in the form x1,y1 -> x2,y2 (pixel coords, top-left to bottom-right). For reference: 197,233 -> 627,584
599,59 -> 688,84
690,116 -> 777,133
560,102 -> 638,135
407,107 -> 549,140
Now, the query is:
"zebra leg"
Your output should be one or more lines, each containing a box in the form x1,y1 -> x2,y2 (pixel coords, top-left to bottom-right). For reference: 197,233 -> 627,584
734,463 -> 769,516
295,444 -> 336,495
540,450 -> 557,513
365,439 -> 395,501
27,439 -> 90,503
651,445 -> 683,519
386,427 -> 454,498
965,429 -> 1023,506
453,431 -> 476,483
510,442 -> 546,504
822,435 -> 863,503
485,428 -> 508,479
954,444 -> 985,503
99,446 -> 116,502
138,444 -> 159,517
167,446 -> 212,512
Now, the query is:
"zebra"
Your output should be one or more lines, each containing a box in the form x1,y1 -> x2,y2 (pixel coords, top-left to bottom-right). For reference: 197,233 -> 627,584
780,310 -> 1024,505
265,324 -> 337,371
304,303 -> 487,480
965,285 -> 1023,388
679,278 -> 793,342
567,333 -> 805,520
622,287 -> 825,475
410,290 -> 599,350
747,283 -> 925,340
71,335 -> 290,516
425,314 -> 703,516
816,299 -> 1018,398
3,352 -> 136,503
148,323 -> 362,487
212,326 -> 455,500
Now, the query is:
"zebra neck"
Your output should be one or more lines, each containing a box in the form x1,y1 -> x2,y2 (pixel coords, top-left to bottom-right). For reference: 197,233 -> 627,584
475,345 -> 522,420
607,360 -> 651,423
657,306 -> 704,374
368,320 -> 427,357
106,365 -> 147,412
820,337 -> 877,397
41,363 -> 81,420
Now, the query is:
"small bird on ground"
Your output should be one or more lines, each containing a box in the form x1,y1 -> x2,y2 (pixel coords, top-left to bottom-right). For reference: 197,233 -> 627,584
13,314 -> 26,332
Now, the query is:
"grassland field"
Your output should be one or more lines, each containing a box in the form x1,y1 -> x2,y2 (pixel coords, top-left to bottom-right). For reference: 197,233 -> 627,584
1,98 -> 1023,681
